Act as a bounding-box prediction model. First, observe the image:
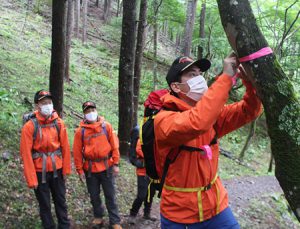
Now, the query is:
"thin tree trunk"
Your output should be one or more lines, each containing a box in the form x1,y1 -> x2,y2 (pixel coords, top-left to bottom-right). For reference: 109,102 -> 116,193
239,120 -> 256,160
65,0 -> 74,82
74,0 -> 80,38
152,0 -> 162,90
103,0 -> 111,23
95,0 -> 99,7
116,0 -> 120,17
118,0 -> 137,155
182,0 -> 197,56
133,0 -> 147,127
50,0 -> 67,117
198,0 -> 206,59
217,0 -> 300,221
82,0 -> 88,44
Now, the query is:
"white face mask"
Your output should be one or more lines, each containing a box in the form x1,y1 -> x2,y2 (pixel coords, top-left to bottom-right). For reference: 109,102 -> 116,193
85,111 -> 98,122
40,104 -> 53,117
185,75 -> 208,101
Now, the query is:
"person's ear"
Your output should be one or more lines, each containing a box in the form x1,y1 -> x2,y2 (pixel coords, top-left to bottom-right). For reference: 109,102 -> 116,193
170,82 -> 181,93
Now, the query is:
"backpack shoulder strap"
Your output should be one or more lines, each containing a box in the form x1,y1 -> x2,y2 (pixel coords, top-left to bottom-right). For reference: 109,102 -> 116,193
53,119 -> 60,141
81,127 -> 85,144
102,122 -> 109,141
31,117 -> 39,141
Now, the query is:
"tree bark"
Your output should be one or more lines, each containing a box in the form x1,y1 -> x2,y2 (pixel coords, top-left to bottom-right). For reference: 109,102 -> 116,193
182,0 -> 197,56
133,0 -> 147,127
103,0 -> 111,23
118,0 -> 137,155
50,0 -> 67,117
65,0 -> 74,83
74,0 -> 80,38
217,0 -> 300,221
82,0 -> 88,44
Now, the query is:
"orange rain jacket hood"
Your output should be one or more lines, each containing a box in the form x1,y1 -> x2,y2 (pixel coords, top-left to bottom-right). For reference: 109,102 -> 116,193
20,111 -> 71,188
154,73 -> 262,223
73,116 -> 120,175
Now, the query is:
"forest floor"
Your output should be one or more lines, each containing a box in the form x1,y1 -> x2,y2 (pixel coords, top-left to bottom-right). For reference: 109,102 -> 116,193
76,175 -> 298,229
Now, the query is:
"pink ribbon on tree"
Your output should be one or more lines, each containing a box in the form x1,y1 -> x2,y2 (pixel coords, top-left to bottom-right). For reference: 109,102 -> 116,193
238,47 -> 273,62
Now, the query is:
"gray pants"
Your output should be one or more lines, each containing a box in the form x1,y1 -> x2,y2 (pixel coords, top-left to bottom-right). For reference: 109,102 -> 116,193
85,167 -> 121,225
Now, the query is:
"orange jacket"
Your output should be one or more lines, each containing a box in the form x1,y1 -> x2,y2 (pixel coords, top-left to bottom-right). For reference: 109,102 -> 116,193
20,111 -> 71,188
136,139 -> 146,176
73,117 -> 120,175
154,74 -> 262,223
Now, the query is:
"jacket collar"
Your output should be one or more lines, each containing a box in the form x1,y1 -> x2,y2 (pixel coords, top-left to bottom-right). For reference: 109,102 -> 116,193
161,93 -> 192,112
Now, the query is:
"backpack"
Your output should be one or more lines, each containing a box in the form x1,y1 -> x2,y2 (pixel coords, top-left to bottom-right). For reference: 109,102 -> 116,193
140,89 -> 169,195
140,89 -> 218,198
128,125 -> 144,168
22,112 -> 60,142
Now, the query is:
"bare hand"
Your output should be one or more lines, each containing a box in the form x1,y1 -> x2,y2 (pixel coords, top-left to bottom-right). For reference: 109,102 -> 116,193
223,52 -> 239,77
113,165 -> 119,176
236,65 -> 250,82
79,173 -> 85,183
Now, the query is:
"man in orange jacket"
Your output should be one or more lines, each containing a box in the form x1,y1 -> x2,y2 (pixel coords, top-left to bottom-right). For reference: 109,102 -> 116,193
73,101 -> 122,229
20,90 -> 71,229
128,126 -> 156,224
154,54 -> 262,228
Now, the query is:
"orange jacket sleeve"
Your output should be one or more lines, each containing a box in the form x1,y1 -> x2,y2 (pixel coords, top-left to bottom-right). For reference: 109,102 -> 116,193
106,122 -> 120,165
20,121 -> 38,188
73,127 -> 84,175
58,119 -> 71,175
214,79 -> 262,138
155,74 -> 232,147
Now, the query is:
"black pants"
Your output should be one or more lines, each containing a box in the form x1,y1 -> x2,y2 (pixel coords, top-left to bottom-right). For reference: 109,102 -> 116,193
34,169 -> 70,229
130,175 -> 155,217
85,167 -> 121,225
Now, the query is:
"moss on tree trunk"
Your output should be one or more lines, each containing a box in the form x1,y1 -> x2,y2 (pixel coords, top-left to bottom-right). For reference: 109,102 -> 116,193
217,0 -> 300,221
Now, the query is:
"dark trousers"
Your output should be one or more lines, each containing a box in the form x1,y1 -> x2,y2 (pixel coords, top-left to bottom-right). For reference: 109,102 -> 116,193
85,167 -> 121,225
34,169 -> 70,229
130,175 -> 155,217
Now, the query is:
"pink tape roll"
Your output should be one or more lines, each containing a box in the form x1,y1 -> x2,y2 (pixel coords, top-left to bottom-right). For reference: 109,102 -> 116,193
239,47 -> 273,62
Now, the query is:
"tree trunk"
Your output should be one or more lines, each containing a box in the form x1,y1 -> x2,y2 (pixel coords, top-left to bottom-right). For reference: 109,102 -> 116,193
50,0 -> 67,117
152,0 -> 161,90
65,0 -> 74,82
74,0 -> 80,38
95,0 -> 99,7
103,0 -> 111,23
118,0 -> 137,155
82,0 -> 88,44
116,0 -> 120,17
133,0 -> 147,127
197,0 -> 206,59
239,120 -> 256,160
217,0 -> 300,221
181,0 -> 197,56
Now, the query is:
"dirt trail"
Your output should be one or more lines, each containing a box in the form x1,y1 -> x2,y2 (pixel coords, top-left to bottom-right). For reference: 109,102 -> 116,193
121,175 -> 283,229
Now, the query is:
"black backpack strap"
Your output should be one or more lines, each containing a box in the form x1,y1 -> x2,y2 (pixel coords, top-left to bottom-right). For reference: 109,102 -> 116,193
31,118 -> 39,141
157,148 -> 181,198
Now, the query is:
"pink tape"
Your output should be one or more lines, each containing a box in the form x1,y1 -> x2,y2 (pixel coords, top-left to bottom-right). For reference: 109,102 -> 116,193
239,47 -> 273,62
200,145 -> 212,160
